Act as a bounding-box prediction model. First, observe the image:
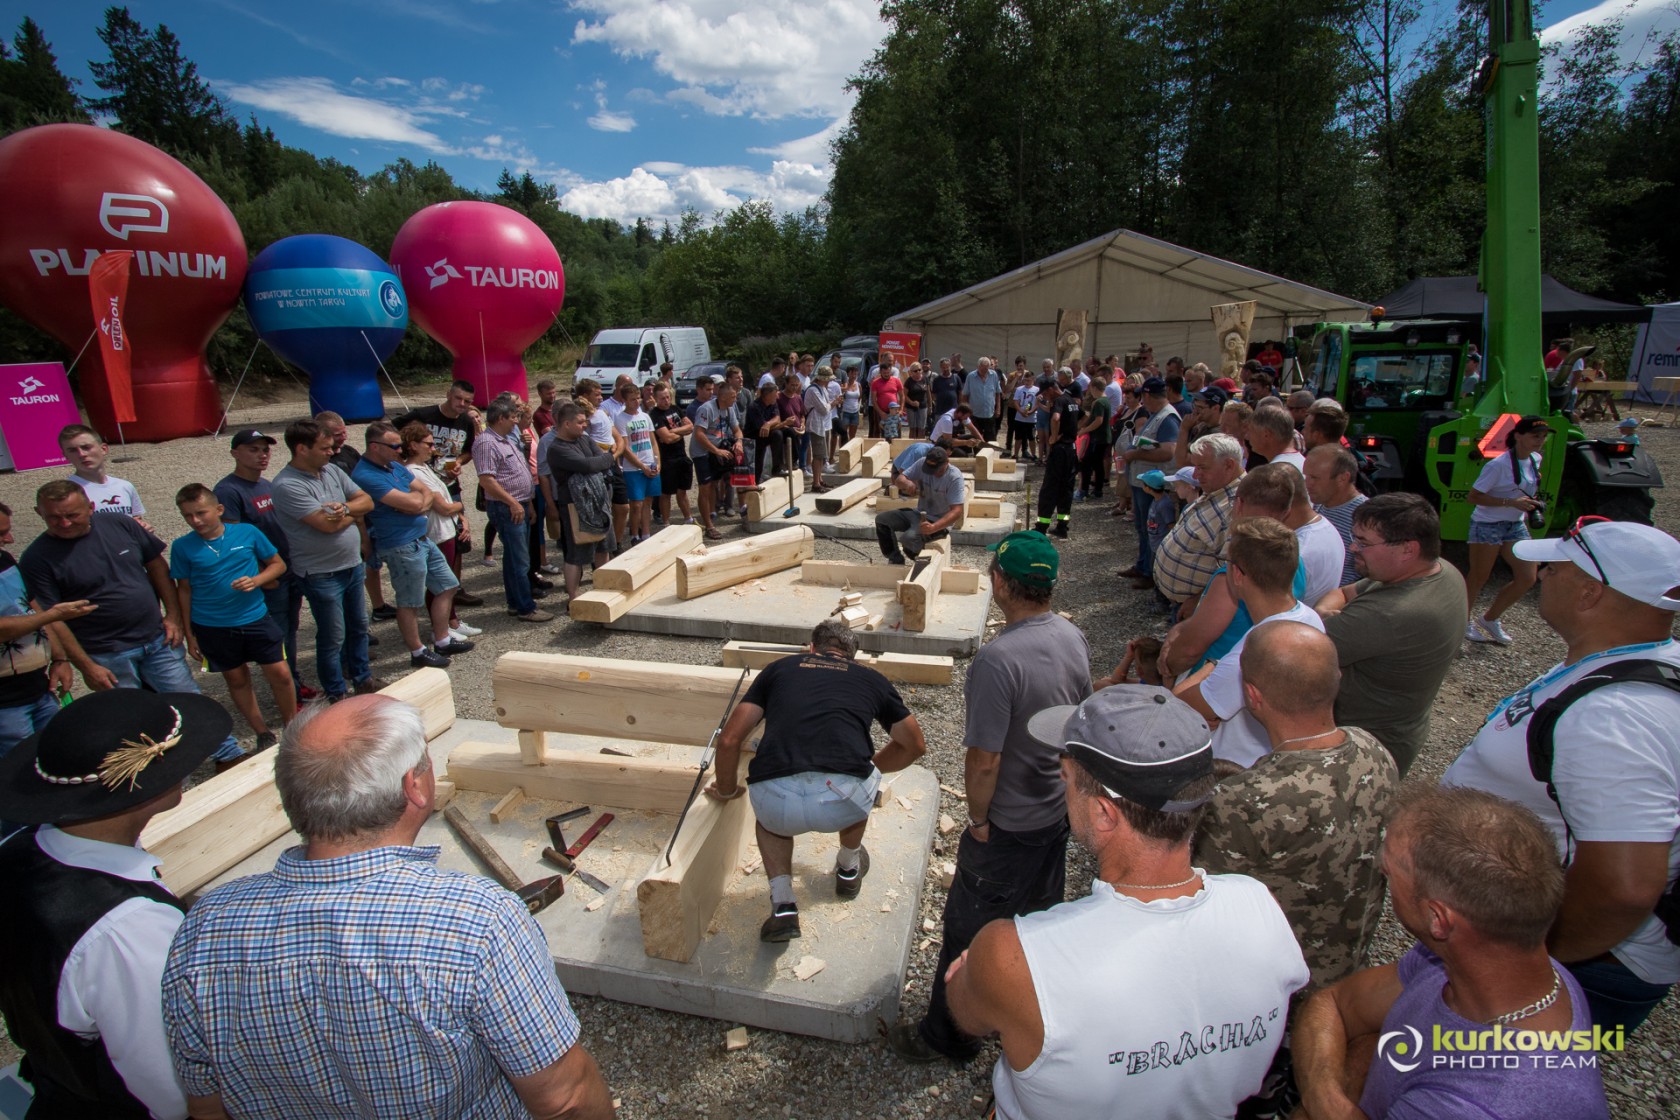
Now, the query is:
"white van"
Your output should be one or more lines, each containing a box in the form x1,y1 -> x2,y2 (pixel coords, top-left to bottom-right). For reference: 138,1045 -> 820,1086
576,327 -> 710,388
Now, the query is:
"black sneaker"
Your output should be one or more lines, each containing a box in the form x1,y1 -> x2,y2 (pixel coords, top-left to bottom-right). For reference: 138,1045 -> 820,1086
366,633 -> 381,647
835,847 -> 870,899
410,648 -> 451,669
760,904 -> 801,942
255,730 -> 278,752
1051,523 -> 1070,539
883,1021 -> 945,1064
433,638 -> 475,656
370,604 -> 399,621
530,574 -> 554,590
353,677 -> 391,695
883,552 -> 907,565
529,586 -> 549,600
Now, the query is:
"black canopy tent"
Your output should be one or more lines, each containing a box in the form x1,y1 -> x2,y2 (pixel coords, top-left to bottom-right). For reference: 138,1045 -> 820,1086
1376,275 -> 1652,327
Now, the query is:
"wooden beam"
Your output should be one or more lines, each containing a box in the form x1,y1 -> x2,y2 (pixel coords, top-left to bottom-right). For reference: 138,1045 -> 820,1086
518,729 -> 548,766
837,604 -> 869,628
493,652 -> 757,746
379,666 -> 455,741
813,476 -> 879,516
897,546 -> 947,632
942,566 -> 982,594
859,441 -> 890,480
834,437 -> 865,473
743,471 -> 805,522
800,557 -> 976,594
676,525 -> 813,599
719,640 -> 954,684
143,667 -> 456,896
868,495 -> 1000,518
593,524 -> 702,591
889,438 -> 920,458
569,560 -> 677,624
445,739 -> 700,814
490,786 -> 526,823
636,747 -> 754,962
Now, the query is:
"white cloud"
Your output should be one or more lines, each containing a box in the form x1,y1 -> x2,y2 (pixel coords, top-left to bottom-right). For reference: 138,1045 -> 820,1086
749,116 -> 846,165
1543,0 -> 1680,70
559,158 -> 827,224
570,0 -> 884,119
218,76 -> 456,152
589,110 -> 639,131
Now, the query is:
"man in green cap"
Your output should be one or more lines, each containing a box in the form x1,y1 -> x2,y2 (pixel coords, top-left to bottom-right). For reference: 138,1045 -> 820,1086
888,530 -> 1092,1063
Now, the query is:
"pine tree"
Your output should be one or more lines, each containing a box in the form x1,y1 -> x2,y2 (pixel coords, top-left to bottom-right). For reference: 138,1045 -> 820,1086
87,6 -> 233,157
0,17 -> 90,133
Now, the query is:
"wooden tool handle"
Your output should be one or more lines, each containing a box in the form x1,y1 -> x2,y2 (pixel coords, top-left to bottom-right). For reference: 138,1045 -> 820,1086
443,805 -> 521,890
541,847 -> 576,873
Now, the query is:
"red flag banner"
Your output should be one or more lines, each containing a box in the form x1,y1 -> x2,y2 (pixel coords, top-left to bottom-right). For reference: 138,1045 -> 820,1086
88,251 -> 136,424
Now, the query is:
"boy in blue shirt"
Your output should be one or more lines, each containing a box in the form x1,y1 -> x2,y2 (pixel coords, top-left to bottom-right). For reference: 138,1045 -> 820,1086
170,483 -> 296,750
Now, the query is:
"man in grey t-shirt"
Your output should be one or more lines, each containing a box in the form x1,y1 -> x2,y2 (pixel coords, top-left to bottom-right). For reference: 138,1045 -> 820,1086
874,446 -> 966,564
889,531 -> 1092,1063
271,418 -> 378,701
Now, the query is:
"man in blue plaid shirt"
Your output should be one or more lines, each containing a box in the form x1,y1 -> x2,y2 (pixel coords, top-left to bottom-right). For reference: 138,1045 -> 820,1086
160,696 -> 613,1119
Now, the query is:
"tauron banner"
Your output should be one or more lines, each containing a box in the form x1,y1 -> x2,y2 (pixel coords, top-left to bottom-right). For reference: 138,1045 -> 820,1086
87,250 -> 135,424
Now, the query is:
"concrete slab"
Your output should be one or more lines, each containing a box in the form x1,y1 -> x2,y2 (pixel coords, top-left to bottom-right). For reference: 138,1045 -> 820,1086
604,559 -> 994,656
744,497 -> 1020,549
203,721 -> 941,1044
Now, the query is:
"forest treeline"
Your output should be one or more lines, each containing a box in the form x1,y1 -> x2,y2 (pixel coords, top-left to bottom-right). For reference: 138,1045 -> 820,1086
0,2 -> 1676,383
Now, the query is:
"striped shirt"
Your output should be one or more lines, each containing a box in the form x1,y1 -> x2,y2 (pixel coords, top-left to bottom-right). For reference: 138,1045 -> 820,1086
162,845 -> 580,1119
474,430 -> 534,503
1315,494 -> 1368,587
1153,481 -> 1239,603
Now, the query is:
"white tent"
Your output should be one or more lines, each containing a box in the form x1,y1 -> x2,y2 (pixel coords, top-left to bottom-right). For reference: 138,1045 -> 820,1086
1628,301 -> 1680,404
884,229 -> 1369,370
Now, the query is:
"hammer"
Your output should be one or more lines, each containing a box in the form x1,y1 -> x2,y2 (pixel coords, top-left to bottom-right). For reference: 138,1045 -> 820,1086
443,805 -> 564,914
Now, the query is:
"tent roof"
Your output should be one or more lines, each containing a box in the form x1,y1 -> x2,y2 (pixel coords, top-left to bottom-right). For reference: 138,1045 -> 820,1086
886,229 -> 1369,325
1377,275 -> 1652,324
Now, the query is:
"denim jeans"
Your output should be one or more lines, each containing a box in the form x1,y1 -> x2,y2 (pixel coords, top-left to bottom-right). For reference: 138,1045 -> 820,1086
1132,484 -> 1154,572
487,501 -> 535,615
918,816 -> 1070,1057
1566,957 -> 1674,1036
263,571 -> 305,693
0,692 -> 61,760
89,635 -> 243,761
301,563 -> 371,699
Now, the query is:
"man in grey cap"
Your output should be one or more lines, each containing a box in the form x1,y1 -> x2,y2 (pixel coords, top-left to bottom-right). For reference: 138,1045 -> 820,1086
928,686 -> 1308,1117
874,445 -> 965,565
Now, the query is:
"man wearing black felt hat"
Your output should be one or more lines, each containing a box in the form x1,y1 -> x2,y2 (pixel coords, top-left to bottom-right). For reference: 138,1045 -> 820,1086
0,688 -> 232,1119
931,687 -> 1309,1118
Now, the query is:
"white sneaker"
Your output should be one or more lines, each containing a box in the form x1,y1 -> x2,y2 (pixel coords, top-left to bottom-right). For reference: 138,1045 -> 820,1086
1465,619 -> 1494,643
479,555 -> 496,567
1480,616 -> 1514,645
451,622 -> 483,638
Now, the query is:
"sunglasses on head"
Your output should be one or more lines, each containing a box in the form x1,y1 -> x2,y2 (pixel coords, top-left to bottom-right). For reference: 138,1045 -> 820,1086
1560,514 -> 1610,584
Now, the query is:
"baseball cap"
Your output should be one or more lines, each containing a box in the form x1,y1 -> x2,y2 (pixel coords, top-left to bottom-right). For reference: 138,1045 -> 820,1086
230,429 -> 276,449
1139,469 -> 1167,490
1027,687 -> 1214,812
1169,466 -> 1199,487
1512,415 -> 1552,436
1196,386 -> 1230,408
1513,520 -> 1680,610
1141,376 -> 1167,395
1213,377 -> 1240,393
1616,416 -> 1639,432
988,530 -> 1058,586
922,446 -> 950,470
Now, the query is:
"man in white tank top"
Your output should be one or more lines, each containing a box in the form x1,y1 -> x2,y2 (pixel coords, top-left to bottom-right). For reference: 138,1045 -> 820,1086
941,687 -> 1309,1119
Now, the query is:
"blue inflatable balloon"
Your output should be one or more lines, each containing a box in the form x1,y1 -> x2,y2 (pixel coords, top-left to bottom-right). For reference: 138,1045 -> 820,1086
243,234 -> 408,421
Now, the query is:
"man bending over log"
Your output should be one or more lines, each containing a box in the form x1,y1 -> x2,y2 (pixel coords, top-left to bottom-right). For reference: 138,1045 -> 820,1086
705,620 -> 926,942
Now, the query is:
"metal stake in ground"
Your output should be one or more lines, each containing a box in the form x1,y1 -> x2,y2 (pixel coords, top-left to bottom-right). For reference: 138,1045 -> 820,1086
663,665 -> 750,866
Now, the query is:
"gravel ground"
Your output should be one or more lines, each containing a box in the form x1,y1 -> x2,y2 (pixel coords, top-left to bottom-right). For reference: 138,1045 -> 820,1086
1,378 -> 1677,1118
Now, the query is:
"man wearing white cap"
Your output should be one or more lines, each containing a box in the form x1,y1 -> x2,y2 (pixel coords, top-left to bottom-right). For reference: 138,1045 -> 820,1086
936,686 -> 1308,1118
1443,517 -> 1680,1035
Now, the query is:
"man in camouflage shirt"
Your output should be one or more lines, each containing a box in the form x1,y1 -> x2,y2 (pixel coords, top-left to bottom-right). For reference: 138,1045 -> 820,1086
1194,619 -> 1397,988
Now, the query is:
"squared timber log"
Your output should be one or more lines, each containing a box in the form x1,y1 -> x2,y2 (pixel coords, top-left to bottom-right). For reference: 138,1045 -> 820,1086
636,747 -> 755,963
492,652 -> 758,746
142,668 -> 454,896
743,472 -> 804,522
676,525 -> 813,599
812,476 -> 879,516
833,437 -> 865,473
569,562 -> 678,624
444,739 -> 699,813
593,524 -> 703,591
719,640 -> 955,685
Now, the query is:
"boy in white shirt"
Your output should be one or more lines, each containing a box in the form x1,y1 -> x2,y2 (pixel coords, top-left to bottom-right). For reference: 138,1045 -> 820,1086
59,424 -> 150,532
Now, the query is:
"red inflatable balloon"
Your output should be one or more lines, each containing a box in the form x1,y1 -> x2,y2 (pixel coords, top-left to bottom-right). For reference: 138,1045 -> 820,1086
389,201 -> 564,402
0,124 -> 246,442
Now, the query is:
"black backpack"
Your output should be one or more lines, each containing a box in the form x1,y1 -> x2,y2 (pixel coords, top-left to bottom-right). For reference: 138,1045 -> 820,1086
1526,658 -> 1680,945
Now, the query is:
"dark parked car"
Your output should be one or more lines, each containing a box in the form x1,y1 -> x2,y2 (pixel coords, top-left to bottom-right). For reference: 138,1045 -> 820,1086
675,360 -> 738,406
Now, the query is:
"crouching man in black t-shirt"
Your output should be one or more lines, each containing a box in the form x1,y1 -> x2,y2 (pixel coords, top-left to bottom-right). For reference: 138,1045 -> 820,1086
705,620 -> 927,943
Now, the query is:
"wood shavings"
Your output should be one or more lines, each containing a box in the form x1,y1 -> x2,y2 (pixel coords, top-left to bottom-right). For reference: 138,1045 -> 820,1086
725,1027 -> 750,1051
937,813 -> 956,834
585,896 -> 605,912
896,796 -> 913,811
939,784 -> 965,799
923,917 -> 937,932
793,955 -> 826,981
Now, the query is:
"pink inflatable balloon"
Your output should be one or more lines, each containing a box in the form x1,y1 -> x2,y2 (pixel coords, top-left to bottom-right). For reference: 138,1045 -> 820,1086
0,124 -> 247,441
389,201 -> 564,402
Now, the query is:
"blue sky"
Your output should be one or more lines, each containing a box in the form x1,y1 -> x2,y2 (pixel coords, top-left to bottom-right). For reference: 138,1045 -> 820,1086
7,0 -> 1676,229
